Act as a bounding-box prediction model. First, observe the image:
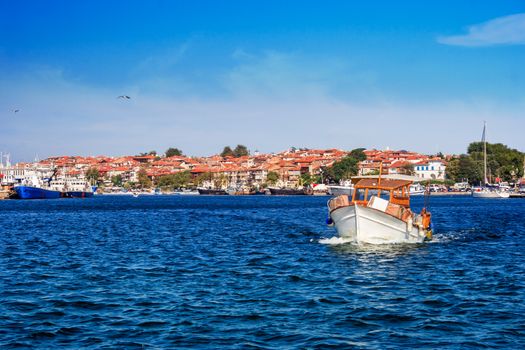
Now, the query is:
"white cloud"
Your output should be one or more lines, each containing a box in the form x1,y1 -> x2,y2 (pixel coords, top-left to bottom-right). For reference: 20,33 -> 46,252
438,13 -> 525,47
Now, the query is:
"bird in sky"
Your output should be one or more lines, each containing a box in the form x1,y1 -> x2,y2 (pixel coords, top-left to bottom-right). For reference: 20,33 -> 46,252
117,95 -> 131,99
12,109 -> 20,113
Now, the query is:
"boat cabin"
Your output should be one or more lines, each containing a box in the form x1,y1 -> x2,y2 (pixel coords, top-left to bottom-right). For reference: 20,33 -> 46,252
352,178 -> 412,207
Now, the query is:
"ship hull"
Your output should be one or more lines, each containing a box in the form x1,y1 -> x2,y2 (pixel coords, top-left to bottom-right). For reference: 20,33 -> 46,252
268,188 -> 306,195
66,191 -> 94,198
330,205 -> 426,244
14,186 -> 63,199
197,188 -> 228,195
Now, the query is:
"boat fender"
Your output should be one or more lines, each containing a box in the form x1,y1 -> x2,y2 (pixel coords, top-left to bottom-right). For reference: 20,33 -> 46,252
326,217 -> 334,226
406,217 -> 413,231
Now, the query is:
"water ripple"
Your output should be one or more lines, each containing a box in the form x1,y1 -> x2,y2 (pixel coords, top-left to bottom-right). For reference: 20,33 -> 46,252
1,195 -> 524,348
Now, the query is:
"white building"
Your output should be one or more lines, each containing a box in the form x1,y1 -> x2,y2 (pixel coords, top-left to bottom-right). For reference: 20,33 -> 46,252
414,160 -> 446,180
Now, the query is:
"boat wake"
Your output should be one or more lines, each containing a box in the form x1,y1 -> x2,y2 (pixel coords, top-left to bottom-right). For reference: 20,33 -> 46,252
318,236 -> 355,245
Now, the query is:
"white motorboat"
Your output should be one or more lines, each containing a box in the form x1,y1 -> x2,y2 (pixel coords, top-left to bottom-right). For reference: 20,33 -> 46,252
327,176 -> 432,244
409,183 -> 426,196
327,180 -> 354,196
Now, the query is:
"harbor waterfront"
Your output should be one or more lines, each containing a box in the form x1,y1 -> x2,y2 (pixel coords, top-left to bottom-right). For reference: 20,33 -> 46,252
1,195 -> 524,348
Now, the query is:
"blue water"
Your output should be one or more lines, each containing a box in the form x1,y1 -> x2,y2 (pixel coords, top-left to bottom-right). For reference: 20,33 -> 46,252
1,195 -> 524,349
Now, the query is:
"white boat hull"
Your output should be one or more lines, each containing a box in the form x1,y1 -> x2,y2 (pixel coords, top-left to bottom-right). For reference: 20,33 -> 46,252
328,185 -> 354,196
472,191 -> 510,198
330,205 -> 427,244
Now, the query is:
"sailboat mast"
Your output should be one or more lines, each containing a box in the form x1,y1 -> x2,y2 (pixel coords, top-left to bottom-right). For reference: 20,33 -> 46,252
483,121 -> 487,185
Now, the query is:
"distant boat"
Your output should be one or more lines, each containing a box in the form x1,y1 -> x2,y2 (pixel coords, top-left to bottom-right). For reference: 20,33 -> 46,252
268,187 -> 306,195
197,188 -> 228,195
409,183 -> 426,196
472,122 -> 510,199
64,179 -> 95,198
14,170 -> 64,199
14,185 -> 63,199
327,180 -> 354,196
175,189 -> 200,195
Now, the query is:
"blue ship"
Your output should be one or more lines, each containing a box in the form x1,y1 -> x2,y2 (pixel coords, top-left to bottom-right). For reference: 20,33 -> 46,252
14,185 -> 63,199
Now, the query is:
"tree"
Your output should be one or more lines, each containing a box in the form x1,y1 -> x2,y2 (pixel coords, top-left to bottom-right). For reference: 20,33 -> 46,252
195,172 -> 213,186
399,163 -> 415,175
165,148 -> 183,157
221,146 -> 234,157
446,155 -> 482,183
233,144 -> 249,157
86,168 -> 100,184
139,150 -> 157,156
467,141 -> 523,182
349,148 -> 367,162
266,171 -> 279,185
324,152 -> 361,182
300,173 -> 321,186
137,168 -> 152,188
111,174 -> 123,186
156,171 -> 192,190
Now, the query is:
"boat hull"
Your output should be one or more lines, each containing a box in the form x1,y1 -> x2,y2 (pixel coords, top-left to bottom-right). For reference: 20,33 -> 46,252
472,191 -> 510,198
268,188 -> 306,195
14,186 -> 63,199
197,189 -> 228,195
330,205 -> 426,244
327,185 -> 354,196
66,191 -> 94,198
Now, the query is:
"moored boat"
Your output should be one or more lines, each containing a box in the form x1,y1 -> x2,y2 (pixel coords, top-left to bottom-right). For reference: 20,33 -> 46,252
327,180 -> 354,196
14,185 -> 63,199
197,188 -> 228,195
472,122 -> 509,199
409,183 -> 426,196
327,176 -> 432,244
268,187 -> 306,195
64,178 -> 95,198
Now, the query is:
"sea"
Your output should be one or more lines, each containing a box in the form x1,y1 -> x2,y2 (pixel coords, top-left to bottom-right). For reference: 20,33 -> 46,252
1,195 -> 524,349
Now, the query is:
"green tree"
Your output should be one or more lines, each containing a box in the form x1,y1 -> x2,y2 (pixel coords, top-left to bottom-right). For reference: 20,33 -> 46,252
266,171 -> 279,185
157,171 -> 192,190
300,173 -> 321,186
111,174 -> 123,186
399,163 -> 415,175
349,148 -> 367,162
221,146 -> 234,157
233,144 -> 249,157
195,172 -> 214,186
324,150 -> 363,183
139,150 -> 157,156
467,141 -> 523,181
165,148 -> 183,157
446,155 -> 482,183
85,168 -> 100,184
137,168 -> 152,188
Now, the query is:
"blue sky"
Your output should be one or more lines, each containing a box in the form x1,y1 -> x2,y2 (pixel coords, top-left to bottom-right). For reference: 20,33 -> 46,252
1,1 -> 524,161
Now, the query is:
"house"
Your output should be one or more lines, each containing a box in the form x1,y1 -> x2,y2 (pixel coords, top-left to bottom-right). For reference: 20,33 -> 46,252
414,160 -> 446,180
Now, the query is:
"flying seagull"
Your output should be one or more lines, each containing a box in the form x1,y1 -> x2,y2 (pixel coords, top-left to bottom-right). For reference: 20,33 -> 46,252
117,95 -> 131,99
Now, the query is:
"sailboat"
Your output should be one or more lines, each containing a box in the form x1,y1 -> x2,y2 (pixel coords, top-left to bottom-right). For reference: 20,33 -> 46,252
472,122 -> 509,198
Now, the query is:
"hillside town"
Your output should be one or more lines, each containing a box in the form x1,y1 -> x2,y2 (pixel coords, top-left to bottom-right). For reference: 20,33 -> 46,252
0,147 -> 448,193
